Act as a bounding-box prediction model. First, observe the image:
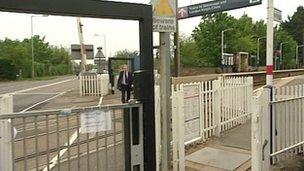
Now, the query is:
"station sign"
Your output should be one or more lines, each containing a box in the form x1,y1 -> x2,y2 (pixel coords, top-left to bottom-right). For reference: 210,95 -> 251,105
152,0 -> 177,32
177,0 -> 262,20
274,8 -> 282,22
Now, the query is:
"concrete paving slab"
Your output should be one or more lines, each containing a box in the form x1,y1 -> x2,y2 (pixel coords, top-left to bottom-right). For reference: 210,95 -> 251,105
186,147 -> 250,171
220,122 -> 251,150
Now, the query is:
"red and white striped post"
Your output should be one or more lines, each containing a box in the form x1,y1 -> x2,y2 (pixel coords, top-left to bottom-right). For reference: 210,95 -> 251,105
266,0 -> 274,86
266,0 -> 274,168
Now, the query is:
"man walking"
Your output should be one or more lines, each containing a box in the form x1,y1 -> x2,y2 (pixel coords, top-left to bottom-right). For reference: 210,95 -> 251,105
117,64 -> 133,103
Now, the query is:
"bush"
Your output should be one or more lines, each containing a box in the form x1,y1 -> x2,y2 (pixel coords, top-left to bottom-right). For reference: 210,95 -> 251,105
0,59 -> 18,80
35,62 -> 46,77
49,63 -> 72,76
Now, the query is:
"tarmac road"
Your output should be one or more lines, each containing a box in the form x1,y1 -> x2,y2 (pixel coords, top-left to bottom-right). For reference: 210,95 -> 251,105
0,76 -> 75,95
12,109 -> 125,171
0,75 -> 77,112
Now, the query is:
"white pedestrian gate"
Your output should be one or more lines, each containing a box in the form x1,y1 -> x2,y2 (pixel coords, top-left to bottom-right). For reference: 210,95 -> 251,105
271,84 -> 304,163
172,76 -> 253,145
251,84 -> 304,171
172,76 -> 253,171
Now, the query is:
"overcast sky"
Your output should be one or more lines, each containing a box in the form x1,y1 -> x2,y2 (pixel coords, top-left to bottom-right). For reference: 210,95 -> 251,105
0,0 -> 303,57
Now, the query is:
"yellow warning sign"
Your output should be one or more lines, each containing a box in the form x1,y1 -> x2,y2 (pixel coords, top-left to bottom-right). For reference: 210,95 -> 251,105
152,0 -> 176,32
154,0 -> 175,17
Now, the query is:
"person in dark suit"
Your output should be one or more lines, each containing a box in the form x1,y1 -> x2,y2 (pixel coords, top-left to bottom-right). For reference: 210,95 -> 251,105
117,65 -> 133,103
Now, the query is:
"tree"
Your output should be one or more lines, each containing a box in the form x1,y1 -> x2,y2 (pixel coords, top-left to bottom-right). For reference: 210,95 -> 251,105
232,15 -> 256,54
0,58 -> 18,80
193,13 -> 237,66
275,29 -> 298,69
253,20 -> 267,65
281,6 -> 304,65
180,36 -> 199,67
112,49 -> 138,73
0,36 -> 72,79
189,12 -> 298,68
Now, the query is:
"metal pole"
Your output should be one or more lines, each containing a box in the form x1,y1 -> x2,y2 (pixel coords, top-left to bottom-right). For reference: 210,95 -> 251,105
104,35 -> 107,58
296,45 -> 299,68
221,28 -> 233,70
173,27 -> 180,77
279,42 -> 287,70
257,37 -> 266,69
279,43 -> 283,70
266,0 -> 274,86
266,0 -> 274,168
302,34 -> 304,67
30,15 -> 48,78
257,38 -> 260,68
221,30 -> 224,70
31,16 -> 34,78
296,45 -> 304,68
174,0 -> 180,77
160,32 -> 171,171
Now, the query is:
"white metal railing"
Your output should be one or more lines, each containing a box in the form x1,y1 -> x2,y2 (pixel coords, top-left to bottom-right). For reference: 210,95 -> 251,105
79,73 -> 109,96
171,76 -> 253,171
271,95 -> 304,163
172,76 -> 253,145
0,103 -> 143,171
275,84 -> 304,100
218,77 -> 253,132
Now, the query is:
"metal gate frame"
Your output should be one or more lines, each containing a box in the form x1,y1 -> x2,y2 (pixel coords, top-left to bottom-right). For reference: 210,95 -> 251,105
0,1 -> 155,170
0,103 -> 144,171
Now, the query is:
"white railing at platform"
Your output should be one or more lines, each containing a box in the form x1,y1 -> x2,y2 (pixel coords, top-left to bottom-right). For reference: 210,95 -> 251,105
79,73 -> 109,96
172,76 -> 253,145
275,84 -> 304,100
271,95 -> 304,163
218,77 -> 253,133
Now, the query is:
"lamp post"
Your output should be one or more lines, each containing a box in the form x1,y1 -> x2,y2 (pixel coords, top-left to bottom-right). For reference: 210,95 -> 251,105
94,34 -> 107,58
221,28 -> 233,70
31,15 -> 48,78
279,42 -> 288,70
257,36 -> 266,68
296,44 -> 304,68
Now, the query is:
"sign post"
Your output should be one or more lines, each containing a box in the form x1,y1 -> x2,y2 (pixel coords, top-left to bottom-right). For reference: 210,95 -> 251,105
152,0 -> 176,170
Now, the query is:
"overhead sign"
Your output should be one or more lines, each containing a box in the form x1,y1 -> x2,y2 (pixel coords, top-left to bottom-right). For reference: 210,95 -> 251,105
178,0 -> 262,20
152,0 -> 176,32
274,8 -> 282,22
